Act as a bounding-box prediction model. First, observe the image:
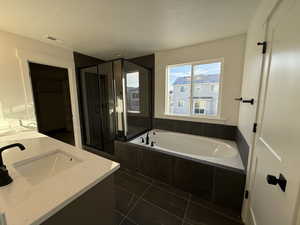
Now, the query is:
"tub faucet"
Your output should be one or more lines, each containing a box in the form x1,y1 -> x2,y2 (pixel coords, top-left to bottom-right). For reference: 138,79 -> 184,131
0,143 -> 25,187
145,132 -> 150,145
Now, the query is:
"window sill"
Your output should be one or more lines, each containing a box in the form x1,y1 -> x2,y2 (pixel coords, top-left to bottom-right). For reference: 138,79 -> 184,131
159,113 -> 227,123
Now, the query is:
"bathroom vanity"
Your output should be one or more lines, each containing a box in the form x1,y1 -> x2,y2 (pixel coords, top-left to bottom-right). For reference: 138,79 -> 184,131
0,132 -> 119,225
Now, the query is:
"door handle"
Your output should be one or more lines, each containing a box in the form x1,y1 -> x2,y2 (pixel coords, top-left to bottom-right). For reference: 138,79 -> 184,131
266,173 -> 287,192
242,98 -> 254,105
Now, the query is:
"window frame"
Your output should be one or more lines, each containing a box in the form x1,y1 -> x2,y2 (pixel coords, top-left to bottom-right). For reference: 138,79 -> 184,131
164,58 -> 224,120
125,70 -> 141,114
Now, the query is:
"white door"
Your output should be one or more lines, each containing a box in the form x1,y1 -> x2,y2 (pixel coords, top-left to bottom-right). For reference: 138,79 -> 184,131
249,0 -> 300,224
239,17 -> 267,222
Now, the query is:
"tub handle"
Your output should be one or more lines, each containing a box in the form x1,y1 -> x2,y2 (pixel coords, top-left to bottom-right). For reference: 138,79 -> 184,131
150,141 -> 156,147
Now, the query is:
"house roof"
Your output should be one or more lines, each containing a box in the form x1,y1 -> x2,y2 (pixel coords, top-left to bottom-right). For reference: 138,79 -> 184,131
173,74 -> 219,85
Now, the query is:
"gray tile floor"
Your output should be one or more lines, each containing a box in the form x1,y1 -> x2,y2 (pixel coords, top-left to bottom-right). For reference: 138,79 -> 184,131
114,168 -> 243,225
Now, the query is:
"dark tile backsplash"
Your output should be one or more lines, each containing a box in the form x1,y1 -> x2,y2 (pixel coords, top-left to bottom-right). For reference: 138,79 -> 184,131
153,118 -> 236,140
235,128 -> 249,169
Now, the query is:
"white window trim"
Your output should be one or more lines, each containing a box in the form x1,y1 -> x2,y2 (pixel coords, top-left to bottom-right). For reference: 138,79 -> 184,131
125,70 -> 141,114
164,58 -> 224,120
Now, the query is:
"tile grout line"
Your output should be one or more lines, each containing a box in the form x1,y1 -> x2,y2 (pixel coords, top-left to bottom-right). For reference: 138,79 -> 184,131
118,171 -> 188,223
121,168 -> 189,201
118,169 -> 241,224
141,197 -> 186,222
189,198 -> 242,223
151,182 -> 189,201
119,181 -> 154,225
121,168 -> 190,201
120,169 -> 153,184
182,194 -> 191,225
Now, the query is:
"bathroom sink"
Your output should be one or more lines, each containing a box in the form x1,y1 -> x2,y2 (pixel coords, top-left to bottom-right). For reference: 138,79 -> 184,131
0,129 -> 17,137
13,150 -> 82,185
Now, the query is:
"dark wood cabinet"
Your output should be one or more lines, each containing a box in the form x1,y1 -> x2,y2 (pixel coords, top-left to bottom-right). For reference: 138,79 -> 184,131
42,175 -> 115,225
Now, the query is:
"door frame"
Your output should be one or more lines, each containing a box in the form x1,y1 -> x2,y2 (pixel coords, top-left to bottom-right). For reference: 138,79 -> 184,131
15,48 -> 82,148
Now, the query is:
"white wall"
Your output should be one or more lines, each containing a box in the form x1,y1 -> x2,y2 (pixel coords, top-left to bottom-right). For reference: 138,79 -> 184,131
154,34 -> 246,125
0,30 -> 82,147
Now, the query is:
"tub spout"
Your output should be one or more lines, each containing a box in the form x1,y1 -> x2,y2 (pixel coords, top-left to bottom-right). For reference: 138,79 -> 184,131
145,132 -> 150,145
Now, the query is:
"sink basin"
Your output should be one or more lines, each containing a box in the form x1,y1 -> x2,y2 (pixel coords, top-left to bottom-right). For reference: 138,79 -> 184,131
13,150 -> 82,185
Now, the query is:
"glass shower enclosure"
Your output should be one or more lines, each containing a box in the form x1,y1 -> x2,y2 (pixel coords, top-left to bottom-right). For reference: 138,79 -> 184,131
78,59 -> 151,154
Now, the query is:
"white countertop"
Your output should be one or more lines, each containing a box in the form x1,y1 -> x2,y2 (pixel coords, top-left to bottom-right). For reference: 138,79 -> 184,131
0,132 -> 119,225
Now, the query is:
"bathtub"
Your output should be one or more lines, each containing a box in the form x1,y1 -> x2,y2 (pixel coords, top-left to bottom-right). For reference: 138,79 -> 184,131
130,129 -> 244,171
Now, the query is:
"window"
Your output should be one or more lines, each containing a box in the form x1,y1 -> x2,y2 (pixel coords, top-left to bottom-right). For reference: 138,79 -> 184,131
126,72 -> 140,113
193,100 -> 206,115
178,100 -> 184,108
166,61 -> 222,117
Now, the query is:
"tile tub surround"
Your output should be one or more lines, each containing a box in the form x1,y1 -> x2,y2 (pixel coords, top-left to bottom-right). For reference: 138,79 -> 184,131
0,132 -> 119,225
152,118 -> 237,140
152,118 -> 250,170
115,141 -> 246,214
131,129 -> 244,171
235,128 -> 250,169
114,168 -> 243,225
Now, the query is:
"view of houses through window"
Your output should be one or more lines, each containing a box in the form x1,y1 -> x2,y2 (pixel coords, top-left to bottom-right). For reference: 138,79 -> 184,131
166,61 -> 222,117
126,71 -> 140,113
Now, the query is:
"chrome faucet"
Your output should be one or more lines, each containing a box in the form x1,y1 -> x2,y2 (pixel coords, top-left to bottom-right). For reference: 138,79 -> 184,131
0,143 -> 25,187
19,120 -> 37,129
